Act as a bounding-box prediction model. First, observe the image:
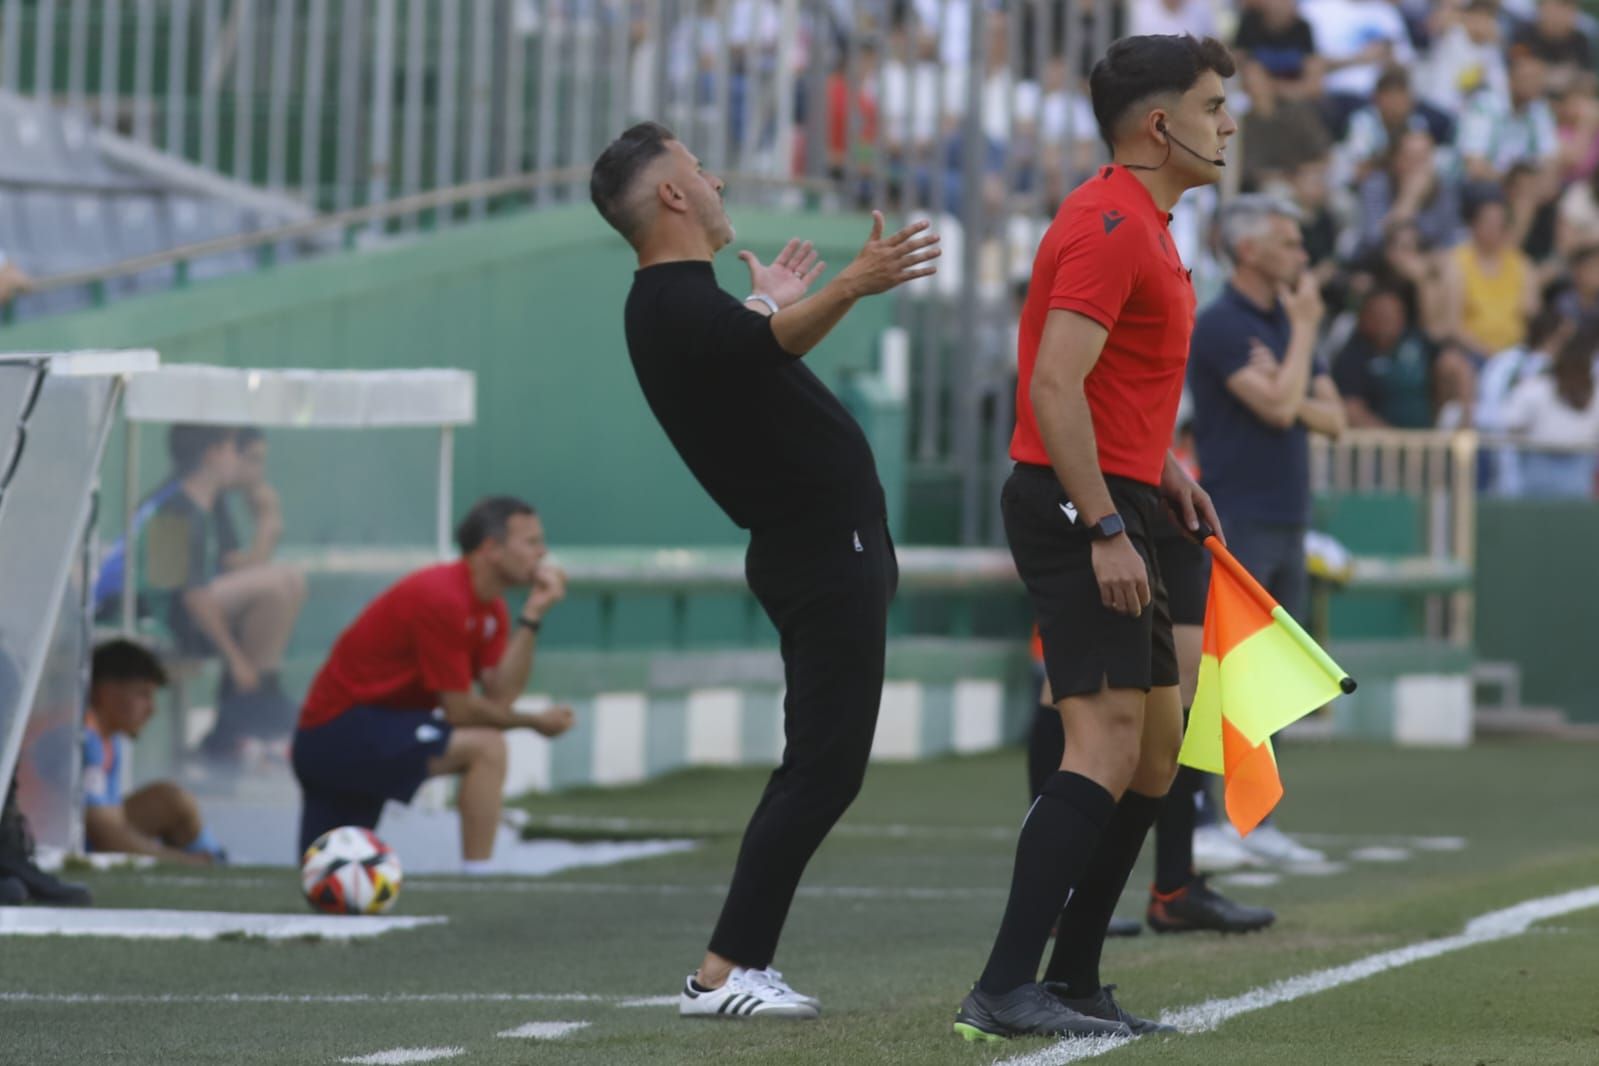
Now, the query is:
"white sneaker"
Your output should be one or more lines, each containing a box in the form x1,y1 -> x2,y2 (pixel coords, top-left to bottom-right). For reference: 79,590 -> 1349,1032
1193,823 -> 1264,870
754,967 -> 821,1011
1239,824 -> 1326,865
679,967 -> 820,1019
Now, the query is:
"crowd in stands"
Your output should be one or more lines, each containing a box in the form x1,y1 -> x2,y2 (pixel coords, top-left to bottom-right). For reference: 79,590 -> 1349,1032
638,0 -> 1599,498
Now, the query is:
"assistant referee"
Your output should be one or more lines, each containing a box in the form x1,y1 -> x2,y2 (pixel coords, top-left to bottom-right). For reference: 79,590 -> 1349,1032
590,122 -> 939,1020
955,35 -> 1236,1042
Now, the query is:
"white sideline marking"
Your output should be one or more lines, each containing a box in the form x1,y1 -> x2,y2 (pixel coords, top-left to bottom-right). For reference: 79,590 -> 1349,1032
617,995 -> 680,1008
497,1021 -> 591,1040
132,874 -> 1006,902
339,1049 -> 464,1065
0,907 -> 445,941
996,885 -> 1599,1066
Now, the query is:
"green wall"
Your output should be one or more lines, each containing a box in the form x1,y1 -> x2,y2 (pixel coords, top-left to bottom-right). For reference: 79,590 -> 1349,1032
1475,499 -> 1599,724
0,205 -> 896,548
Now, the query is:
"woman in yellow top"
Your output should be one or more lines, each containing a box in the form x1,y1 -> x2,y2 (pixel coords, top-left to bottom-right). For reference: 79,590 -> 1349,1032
1444,194 -> 1541,357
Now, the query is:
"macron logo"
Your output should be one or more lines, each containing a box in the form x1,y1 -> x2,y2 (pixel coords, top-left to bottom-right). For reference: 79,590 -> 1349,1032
1101,210 -> 1126,235
1059,501 -> 1079,524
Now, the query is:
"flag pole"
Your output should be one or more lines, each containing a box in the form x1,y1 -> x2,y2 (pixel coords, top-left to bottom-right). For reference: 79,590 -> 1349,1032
1192,521 -> 1358,695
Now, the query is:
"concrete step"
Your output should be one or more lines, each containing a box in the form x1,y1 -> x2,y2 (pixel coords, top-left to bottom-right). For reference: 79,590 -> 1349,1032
1473,706 -> 1579,737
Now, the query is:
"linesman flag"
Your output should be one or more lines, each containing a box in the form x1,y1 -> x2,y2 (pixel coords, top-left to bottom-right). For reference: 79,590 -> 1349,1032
1178,525 -> 1357,837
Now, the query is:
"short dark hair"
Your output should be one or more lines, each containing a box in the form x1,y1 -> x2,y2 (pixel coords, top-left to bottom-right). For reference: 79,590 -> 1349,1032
455,496 -> 537,554
235,425 -> 265,449
1526,306 -> 1567,351
92,639 -> 168,687
591,122 -> 677,246
1462,183 -> 1507,225
1375,65 -> 1411,94
1089,35 -> 1236,153
166,424 -> 237,476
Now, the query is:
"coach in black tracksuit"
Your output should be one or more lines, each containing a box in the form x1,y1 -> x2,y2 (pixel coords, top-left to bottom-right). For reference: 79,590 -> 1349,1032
590,122 -> 939,1019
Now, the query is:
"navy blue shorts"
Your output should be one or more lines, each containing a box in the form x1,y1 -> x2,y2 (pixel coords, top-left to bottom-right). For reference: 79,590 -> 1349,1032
291,705 -> 453,857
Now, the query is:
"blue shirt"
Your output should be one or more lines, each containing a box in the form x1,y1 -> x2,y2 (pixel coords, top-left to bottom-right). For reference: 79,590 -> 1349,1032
1187,285 -> 1325,527
82,720 -> 126,809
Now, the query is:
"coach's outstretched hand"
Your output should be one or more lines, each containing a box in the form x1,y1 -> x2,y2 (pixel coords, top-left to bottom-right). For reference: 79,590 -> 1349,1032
739,239 -> 825,309
839,212 -> 941,297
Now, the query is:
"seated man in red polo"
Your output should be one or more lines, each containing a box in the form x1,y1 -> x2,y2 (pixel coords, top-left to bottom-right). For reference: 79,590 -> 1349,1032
292,496 -> 575,873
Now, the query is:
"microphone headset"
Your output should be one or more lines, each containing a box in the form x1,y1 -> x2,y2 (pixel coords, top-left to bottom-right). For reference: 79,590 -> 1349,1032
1124,119 -> 1225,172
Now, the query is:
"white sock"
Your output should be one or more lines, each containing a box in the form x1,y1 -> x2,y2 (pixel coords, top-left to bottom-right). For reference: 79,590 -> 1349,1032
461,859 -> 494,876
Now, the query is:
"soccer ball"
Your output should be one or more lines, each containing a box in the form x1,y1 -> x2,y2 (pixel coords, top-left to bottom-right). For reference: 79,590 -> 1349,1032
300,826 -> 403,916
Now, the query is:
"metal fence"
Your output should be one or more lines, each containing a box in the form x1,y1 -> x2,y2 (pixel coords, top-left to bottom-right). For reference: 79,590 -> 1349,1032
2,0 -> 1166,543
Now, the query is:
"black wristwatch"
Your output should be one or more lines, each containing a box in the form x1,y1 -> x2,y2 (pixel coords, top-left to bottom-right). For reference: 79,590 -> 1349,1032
517,616 -> 543,634
1087,513 -> 1127,541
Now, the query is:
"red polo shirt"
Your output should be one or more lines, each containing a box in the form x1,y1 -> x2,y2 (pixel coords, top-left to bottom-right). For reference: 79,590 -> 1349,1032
299,561 -> 509,730
1011,164 -> 1197,486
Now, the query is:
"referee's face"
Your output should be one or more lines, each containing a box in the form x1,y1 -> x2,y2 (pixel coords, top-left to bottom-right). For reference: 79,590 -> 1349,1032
1166,71 -> 1236,187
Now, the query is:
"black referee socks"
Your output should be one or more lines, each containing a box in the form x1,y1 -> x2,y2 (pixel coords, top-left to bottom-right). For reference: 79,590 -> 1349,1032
1045,789 -> 1165,995
978,771 -> 1116,995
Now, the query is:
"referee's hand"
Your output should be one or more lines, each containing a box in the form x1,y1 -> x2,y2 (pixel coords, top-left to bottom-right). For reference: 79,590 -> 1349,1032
1091,536 -> 1152,617
838,211 -> 941,296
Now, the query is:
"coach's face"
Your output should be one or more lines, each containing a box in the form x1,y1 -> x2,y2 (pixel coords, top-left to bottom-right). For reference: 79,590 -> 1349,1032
663,140 -> 735,250
1166,70 -> 1236,186
491,512 -> 549,587
1248,215 -> 1309,288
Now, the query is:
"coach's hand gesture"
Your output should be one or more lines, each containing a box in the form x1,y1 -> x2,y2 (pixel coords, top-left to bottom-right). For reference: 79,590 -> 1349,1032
739,239 -> 825,309
839,212 -> 941,297
1091,532 -> 1151,617
523,564 -> 567,623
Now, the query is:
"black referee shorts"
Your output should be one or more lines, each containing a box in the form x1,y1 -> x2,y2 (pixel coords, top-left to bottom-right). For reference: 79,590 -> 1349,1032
1153,514 -> 1209,628
1002,463 -> 1178,699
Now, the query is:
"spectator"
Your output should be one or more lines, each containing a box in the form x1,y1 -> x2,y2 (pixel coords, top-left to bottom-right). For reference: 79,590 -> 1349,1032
1503,161 -> 1561,272
1342,66 -> 1451,183
879,16 -> 943,170
82,640 -> 227,866
825,42 -> 880,196
1130,0 -> 1218,40
1557,147 -> 1599,256
1476,307 -> 1573,493
1303,0 -> 1416,133
1553,81 -> 1599,184
1334,287 -> 1445,427
1356,128 -> 1463,255
1280,156 -> 1343,286
1443,192 -> 1539,357
1457,50 -> 1559,182
1417,0 -> 1508,115
1233,0 -> 1324,100
1510,0 -> 1593,93
1501,323 -> 1599,496
146,425 -> 306,765
1553,242 -> 1599,326
292,497 -> 575,869
1239,57 -> 1333,191
1350,217 -> 1453,339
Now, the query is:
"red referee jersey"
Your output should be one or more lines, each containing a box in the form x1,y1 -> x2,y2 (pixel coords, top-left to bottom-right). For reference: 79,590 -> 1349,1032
1010,164 -> 1197,486
299,560 -> 509,730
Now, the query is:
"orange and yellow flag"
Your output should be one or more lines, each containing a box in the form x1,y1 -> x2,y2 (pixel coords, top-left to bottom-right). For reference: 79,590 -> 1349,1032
1178,534 -> 1356,836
